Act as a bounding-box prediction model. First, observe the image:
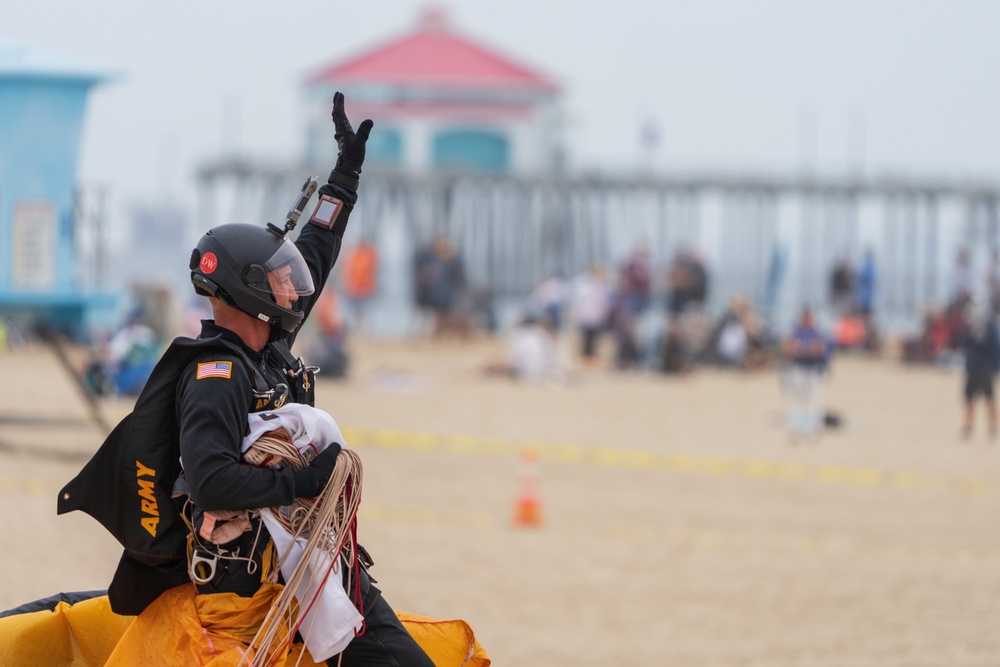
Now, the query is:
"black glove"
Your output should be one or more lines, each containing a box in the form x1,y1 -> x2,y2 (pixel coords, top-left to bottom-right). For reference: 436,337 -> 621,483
333,91 -> 373,173
324,91 -> 374,193
292,443 -> 342,498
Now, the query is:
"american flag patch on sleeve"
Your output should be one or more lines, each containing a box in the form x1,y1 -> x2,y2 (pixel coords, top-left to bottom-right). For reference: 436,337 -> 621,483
196,361 -> 233,380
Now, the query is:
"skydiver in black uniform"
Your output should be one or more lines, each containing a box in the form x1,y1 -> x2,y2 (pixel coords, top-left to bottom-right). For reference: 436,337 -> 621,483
60,93 -> 433,667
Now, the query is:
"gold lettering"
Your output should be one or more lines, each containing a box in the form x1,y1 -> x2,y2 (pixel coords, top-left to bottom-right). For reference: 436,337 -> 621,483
137,479 -> 156,503
137,465 -> 160,537
256,398 -> 267,409
141,517 -> 159,537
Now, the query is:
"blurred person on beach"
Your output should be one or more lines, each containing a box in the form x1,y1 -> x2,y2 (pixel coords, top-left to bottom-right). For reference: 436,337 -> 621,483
687,251 -> 710,312
703,294 -> 772,370
666,250 -> 693,318
340,237 -> 378,333
466,285 -> 499,334
530,270 -> 568,333
425,234 -> 470,339
850,250 -> 881,352
610,244 -> 653,370
612,310 -> 644,370
569,263 -> 612,371
829,256 -> 855,317
832,311 -> 865,351
822,249 -> 880,355
309,280 -> 350,379
58,94 -> 434,666
619,242 -> 653,318
657,316 -> 692,375
485,310 -> 571,382
412,236 -> 436,334
951,247 -> 974,311
902,304 -> 953,365
853,250 -> 877,317
781,306 -> 831,440
903,300 -> 974,368
82,304 -> 162,397
104,310 -> 161,395
508,313 -> 557,380
960,304 -> 1000,440
666,248 -> 710,318
665,249 -> 712,360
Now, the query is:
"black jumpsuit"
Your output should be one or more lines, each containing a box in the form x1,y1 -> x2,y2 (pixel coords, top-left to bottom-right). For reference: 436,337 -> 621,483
173,194 -> 433,666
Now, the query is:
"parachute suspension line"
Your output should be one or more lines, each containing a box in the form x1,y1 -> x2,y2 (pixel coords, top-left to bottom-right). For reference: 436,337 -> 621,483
239,443 -> 364,667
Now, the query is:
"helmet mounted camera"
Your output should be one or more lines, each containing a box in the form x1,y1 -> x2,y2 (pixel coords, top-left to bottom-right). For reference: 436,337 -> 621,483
190,176 -> 320,337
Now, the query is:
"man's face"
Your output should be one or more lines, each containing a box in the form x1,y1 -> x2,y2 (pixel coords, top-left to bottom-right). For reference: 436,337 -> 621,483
267,265 -> 299,309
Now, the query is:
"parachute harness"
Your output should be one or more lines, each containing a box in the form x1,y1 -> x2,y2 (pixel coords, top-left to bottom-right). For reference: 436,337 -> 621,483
184,503 -> 271,587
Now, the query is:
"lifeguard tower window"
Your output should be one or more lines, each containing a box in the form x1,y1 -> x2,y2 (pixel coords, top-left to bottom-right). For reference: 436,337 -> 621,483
365,126 -> 403,167
10,202 -> 57,291
432,130 -> 509,172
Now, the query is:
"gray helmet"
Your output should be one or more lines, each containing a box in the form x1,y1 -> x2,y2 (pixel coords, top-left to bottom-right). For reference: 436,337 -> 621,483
190,223 -> 314,335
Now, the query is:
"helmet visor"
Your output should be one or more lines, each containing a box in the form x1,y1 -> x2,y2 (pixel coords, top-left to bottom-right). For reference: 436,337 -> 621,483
249,238 -> 315,307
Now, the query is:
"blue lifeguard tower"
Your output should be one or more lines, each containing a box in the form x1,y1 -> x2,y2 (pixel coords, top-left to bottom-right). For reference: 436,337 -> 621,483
0,42 -> 115,338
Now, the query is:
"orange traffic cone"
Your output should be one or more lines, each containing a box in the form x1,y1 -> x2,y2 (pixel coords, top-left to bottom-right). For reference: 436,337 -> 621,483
513,446 -> 543,528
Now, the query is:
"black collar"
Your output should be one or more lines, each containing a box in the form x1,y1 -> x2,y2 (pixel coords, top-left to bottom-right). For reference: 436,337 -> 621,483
198,320 -> 261,361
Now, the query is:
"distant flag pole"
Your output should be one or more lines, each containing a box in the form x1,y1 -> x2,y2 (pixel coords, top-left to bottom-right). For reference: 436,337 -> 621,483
639,117 -> 661,174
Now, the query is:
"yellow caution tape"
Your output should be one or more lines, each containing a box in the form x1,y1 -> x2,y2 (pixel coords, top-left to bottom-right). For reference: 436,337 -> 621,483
340,426 -> 994,498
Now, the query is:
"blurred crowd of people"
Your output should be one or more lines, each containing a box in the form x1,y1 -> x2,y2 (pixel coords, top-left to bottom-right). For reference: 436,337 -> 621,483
478,241 -> 841,439
7,227 -> 999,443
502,244 -> 781,380
482,241 -> 999,441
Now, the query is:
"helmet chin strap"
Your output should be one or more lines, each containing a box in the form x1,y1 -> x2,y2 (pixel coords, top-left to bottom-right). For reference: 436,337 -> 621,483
268,318 -> 285,343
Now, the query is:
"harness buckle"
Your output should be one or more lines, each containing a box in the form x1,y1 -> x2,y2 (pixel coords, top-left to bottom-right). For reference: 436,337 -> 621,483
190,549 -> 220,585
253,383 -> 289,411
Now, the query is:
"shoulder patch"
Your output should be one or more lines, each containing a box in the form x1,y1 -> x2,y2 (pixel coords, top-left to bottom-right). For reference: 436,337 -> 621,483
195,361 -> 233,380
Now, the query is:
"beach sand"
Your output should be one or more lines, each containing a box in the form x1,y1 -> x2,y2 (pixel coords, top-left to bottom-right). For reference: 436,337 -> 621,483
2,336 -> 999,665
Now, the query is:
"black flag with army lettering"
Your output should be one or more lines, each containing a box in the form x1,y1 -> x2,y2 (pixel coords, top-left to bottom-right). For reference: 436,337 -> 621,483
57,341 -> 201,566
57,335 -> 277,614
58,334 -> 273,566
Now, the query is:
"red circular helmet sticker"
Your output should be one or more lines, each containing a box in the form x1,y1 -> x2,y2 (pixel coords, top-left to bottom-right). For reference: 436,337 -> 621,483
200,252 -> 218,274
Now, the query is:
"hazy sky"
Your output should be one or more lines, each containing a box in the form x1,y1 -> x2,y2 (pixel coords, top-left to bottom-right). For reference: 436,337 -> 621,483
3,0 -> 999,225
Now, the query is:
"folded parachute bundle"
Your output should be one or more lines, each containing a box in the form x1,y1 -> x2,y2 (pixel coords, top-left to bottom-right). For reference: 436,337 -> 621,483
236,404 -> 365,664
0,588 -> 491,666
